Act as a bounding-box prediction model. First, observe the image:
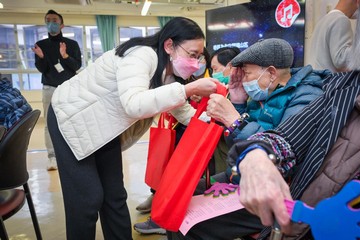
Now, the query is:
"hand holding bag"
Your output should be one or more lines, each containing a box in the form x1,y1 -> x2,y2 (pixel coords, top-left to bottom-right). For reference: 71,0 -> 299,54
151,83 -> 227,231
145,113 -> 176,190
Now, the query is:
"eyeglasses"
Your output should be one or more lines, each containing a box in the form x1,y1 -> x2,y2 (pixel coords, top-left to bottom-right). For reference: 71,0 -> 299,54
177,45 -> 205,63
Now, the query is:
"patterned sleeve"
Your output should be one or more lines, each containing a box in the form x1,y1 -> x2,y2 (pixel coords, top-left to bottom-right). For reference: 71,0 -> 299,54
247,132 -> 296,177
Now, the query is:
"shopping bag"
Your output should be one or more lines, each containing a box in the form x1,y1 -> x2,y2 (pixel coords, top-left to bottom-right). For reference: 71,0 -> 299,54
145,113 -> 176,190
151,83 -> 227,231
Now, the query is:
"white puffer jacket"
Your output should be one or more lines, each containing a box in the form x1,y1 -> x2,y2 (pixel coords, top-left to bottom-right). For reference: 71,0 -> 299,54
52,46 -> 199,160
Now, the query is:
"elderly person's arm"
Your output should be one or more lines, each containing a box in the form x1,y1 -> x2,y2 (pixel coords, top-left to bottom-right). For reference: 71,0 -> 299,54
228,131 -> 296,234
229,92 -> 327,234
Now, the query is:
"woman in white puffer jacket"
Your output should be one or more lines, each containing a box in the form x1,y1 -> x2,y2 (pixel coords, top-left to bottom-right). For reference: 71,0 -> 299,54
47,17 -> 218,240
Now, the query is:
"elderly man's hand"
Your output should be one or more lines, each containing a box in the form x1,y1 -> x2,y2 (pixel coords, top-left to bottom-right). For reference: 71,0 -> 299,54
238,149 -> 293,235
228,67 -> 248,104
207,93 -> 240,127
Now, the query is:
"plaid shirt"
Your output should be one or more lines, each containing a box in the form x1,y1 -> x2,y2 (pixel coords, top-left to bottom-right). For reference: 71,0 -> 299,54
0,79 -> 32,130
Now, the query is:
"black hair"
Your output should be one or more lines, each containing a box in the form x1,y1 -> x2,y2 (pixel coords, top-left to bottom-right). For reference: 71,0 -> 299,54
210,47 -> 241,67
203,47 -> 211,70
45,9 -> 64,24
115,17 -> 205,89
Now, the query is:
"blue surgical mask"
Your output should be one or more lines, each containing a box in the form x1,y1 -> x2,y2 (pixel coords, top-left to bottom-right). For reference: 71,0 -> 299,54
193,63 -> 207,77
242,68 -> 271,101
46,22 -> 61,35
212,71 -> 230,84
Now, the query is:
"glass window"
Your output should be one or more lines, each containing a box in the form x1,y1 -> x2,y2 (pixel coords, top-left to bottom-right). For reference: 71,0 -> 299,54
119,27 -> 145,45
147,27 -> 160,36
22,73 -> 43,90
14,25 -> 84,90
85,26 -> 103,63
17,24 -> 43,70
17,25 -> 84,69
119,26 -> 160,45
0,24 -> 17,69
63,25 -> 84,66
1,24 -> 160,91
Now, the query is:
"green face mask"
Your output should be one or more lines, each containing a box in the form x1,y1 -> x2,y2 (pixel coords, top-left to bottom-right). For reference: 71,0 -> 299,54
212,71 -> 230,84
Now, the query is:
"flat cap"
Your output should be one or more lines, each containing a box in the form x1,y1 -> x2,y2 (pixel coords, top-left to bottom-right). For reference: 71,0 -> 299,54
231,38 -> 294,68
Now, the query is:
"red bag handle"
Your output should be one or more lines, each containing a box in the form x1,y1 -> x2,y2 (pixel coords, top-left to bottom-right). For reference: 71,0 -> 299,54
158,112 -> 177,129
194,82 -> 227,119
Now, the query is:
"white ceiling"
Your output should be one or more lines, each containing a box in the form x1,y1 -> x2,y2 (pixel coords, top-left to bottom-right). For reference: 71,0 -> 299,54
0,0 -> 251,17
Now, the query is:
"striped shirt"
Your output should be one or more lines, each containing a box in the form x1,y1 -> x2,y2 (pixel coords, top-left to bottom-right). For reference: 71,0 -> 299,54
249,71 -> 360,239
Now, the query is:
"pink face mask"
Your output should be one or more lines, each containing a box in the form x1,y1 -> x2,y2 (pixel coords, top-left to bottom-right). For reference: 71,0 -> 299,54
172,55 -> 199,80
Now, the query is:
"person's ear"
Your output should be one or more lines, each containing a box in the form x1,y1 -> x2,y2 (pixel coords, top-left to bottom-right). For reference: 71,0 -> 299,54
164,38 -> 174,55
268,66 -> 277,81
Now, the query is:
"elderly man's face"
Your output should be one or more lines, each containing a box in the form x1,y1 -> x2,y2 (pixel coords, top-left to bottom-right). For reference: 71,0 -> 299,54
241,64 -> 272,90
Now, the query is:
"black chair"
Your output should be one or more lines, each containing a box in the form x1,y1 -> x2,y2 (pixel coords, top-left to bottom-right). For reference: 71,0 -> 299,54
0,110 -> 42,240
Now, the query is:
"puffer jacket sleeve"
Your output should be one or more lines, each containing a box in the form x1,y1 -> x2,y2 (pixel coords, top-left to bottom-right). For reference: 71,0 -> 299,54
117,46 -> 188,119
279,84 -> 323,124
225,121 -> 264,147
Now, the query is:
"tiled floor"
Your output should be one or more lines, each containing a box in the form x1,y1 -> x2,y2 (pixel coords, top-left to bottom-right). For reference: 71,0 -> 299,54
3,117 -> 166,240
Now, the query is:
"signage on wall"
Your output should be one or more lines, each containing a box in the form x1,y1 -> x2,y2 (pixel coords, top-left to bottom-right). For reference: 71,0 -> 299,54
275,0 -> 301,28
206,0 -> 306,67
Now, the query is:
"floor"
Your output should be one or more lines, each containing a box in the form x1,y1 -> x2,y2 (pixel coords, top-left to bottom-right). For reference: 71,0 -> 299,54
3,117 -> 166,240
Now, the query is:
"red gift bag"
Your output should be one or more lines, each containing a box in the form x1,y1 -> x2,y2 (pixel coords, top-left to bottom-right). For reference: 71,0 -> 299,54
145,113 -> 177,191
151,84 -> 227,231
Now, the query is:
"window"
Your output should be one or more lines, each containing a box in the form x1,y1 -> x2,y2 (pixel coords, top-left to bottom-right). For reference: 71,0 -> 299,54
119,26 -> 160,45
0,24 -> 17,69
0,24 -> 160,90
85,26 -> 103,63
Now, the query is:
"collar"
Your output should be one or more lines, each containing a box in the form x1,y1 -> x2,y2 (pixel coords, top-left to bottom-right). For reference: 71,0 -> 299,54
48,32 -> 63,42
328,9 -> 345,15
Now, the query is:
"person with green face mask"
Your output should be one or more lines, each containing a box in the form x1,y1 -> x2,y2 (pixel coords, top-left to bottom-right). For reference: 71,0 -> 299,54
207,47 -> 241,173
31,9 -> 82,171
210,47 -> 241,84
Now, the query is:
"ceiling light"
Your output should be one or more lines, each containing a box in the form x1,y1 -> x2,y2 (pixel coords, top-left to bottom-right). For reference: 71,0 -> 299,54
0,2 -> 3,8
141,0 -> 151,16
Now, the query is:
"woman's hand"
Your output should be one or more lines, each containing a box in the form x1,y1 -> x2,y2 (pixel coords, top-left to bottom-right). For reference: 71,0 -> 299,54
184,77 -> 217,98
239,149 -> 293,234
228,67 -> 248,104
190,95 -> 202,103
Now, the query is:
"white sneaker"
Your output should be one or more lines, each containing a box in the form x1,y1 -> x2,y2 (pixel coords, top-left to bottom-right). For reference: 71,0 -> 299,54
136,194 -> 154,214
47,157 -> 58,171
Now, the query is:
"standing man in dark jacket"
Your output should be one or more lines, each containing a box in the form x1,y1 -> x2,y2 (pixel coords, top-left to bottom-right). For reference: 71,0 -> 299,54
32,9 -> 81,171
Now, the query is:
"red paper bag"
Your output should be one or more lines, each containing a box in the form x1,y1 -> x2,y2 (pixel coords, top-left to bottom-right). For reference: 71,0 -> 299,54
151,83 -> 227,231
145,113 -> 176,190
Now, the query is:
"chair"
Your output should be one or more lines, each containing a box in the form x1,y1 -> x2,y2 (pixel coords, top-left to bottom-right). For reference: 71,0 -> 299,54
0,110 -> 42,240
0,126 -> 5,141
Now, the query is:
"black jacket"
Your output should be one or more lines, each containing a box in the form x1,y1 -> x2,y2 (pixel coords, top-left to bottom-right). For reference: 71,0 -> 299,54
34,32 -> 81,87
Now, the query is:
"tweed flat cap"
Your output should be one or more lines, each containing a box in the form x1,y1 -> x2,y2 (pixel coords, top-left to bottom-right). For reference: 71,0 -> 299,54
231,38 -> 294,68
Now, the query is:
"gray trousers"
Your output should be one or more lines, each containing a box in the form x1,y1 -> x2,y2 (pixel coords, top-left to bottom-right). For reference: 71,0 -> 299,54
47,105 -> 132,240
42,85 -> 56,159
